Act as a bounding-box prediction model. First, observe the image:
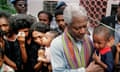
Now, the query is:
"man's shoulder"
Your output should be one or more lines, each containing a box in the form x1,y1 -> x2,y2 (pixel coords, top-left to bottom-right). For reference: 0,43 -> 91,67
52,34 -> 63,43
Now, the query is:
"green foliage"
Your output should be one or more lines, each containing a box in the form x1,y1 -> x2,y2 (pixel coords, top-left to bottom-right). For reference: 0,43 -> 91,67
0,0 -> 16,14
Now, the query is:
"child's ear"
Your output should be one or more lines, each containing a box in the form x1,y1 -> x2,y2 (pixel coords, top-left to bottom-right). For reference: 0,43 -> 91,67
107,36 -> 114,47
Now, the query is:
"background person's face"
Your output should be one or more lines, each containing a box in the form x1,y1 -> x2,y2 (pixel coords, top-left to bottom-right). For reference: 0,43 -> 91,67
68,16 -> 88,40
56,15 -> 66,31
38,13 -> 50,25
0,18 -> 9,33
15,0 -> 27,14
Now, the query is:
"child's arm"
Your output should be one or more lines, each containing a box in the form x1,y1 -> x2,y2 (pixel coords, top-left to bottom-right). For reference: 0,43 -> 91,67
4,55 -> 18,70
34,61 -> 43,72
93,53 -> 107,69
38,57 -> 49,63
115,43 -> 120,64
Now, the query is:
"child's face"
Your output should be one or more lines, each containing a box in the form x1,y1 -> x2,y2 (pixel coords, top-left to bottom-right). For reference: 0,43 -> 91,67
41,33 -> 52,46
32,31 -> 45,45
93,34 -> 107,50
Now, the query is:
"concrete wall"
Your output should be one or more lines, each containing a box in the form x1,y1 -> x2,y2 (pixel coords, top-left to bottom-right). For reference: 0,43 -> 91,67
27,0 -> 80,17
28,0 -> 44,17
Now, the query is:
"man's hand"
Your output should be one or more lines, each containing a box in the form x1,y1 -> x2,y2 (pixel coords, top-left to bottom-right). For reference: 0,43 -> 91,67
86,61 -> 104,72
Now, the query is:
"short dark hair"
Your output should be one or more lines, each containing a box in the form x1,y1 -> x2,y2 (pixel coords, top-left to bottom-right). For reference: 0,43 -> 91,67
55,9 -> 63,17
10,14 -> 33,34
93,25 -> 114,40
0,11 -> 10,18
29,22 -> 50,38
37,11 -> 53,22
0,11 -> 11,23
12,0 -> 27,5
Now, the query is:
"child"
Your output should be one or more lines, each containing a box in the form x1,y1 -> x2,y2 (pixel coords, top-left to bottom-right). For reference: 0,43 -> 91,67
91,25 -> 114,72
37,31 -> 58,72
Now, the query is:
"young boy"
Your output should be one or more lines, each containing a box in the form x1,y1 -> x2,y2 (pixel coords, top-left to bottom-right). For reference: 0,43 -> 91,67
37,31 -> 58,72
91,25 -> 114,72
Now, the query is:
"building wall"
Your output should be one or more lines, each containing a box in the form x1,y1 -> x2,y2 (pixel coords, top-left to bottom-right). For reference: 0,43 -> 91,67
28,0 -> 44,17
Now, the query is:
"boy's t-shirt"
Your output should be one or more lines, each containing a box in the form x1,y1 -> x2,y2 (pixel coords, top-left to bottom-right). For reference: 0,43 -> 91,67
94,47 -> 114,72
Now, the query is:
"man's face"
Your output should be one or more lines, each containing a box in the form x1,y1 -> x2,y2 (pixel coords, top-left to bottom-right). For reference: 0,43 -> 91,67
0,18 -> 10,33
56,15 -> 66,31
38,13 -> 50,25
14,0 -> 27,14
68,16 -> 88,40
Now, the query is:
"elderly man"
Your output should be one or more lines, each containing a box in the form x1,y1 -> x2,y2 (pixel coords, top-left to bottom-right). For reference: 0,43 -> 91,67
50,4 -> 103,72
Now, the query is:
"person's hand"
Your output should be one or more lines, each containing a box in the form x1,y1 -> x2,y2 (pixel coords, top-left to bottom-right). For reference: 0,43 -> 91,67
92,52 -> 101,63
116,42 -> 120,53
86,61 -> 104,72
17,32 -> 25,44
11,63 -> 18,70
37,57 -> 45,62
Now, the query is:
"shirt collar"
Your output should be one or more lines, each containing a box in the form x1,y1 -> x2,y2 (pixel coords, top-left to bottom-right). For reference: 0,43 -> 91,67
99,46 -> 111,55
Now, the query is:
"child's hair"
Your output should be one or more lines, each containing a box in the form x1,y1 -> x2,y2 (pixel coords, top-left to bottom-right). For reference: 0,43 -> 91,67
29,22 -> 50,39
0,47 -> 4,59
93,25 -> 114,40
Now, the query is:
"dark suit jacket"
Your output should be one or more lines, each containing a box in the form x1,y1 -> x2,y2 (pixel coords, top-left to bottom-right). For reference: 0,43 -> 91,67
101,15 -> 117,28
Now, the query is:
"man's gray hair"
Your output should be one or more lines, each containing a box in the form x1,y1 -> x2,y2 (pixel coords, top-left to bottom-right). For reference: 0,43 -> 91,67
63,4 -> 87,25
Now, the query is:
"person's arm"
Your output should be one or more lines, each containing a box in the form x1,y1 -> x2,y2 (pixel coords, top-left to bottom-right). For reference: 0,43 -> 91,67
34,61 -> 43,72
96,59 -> 107,69
92,52 -> 107,69
39,57 -> 49,63
115,43 -> 120,64
4,55 -> 17,70
19,43 -> 27,63
17,33 -> 27,63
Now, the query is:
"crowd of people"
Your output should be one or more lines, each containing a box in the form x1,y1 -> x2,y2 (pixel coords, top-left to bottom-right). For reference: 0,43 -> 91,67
0,0 -> 120,72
